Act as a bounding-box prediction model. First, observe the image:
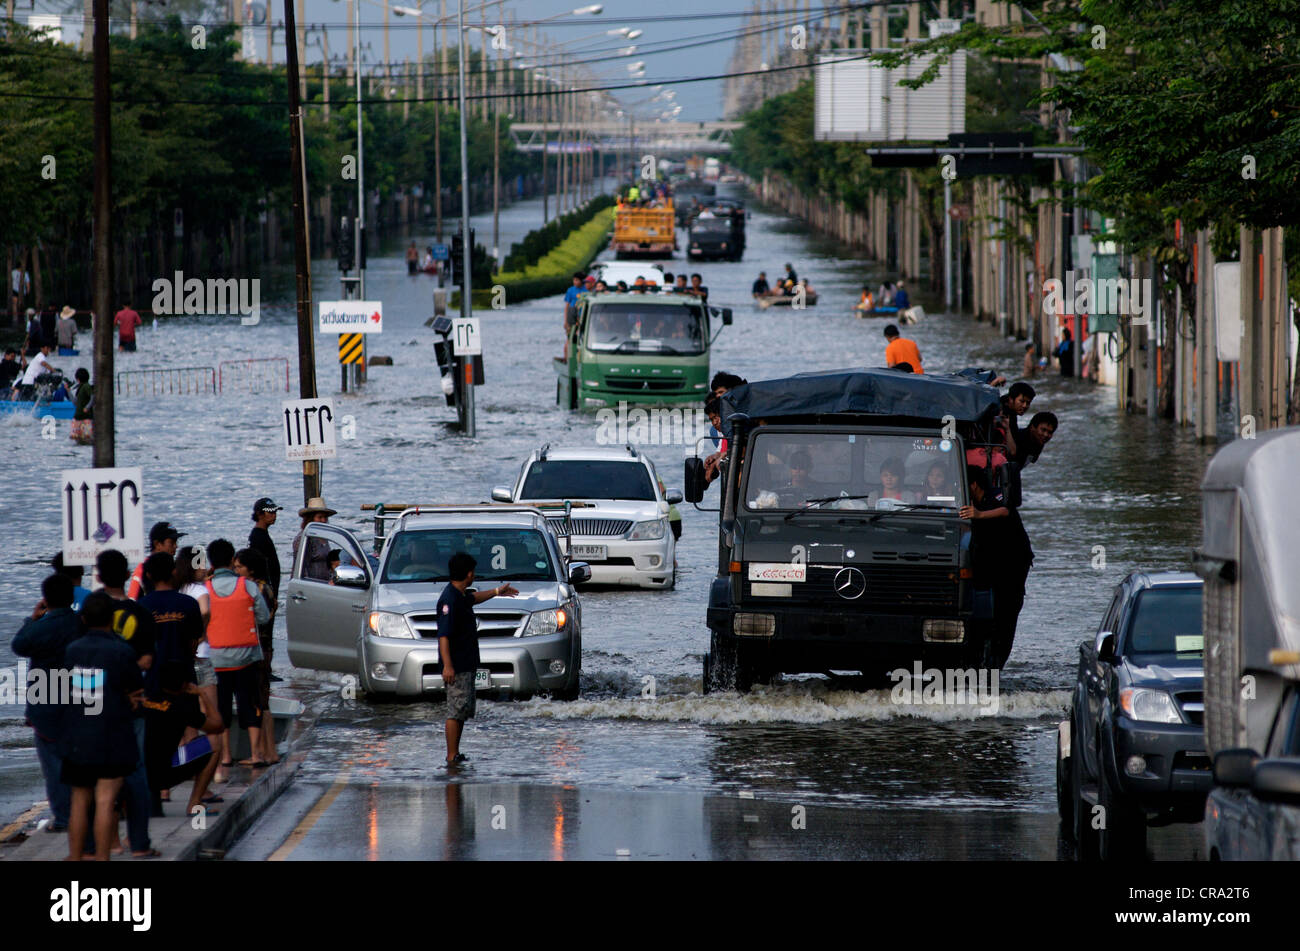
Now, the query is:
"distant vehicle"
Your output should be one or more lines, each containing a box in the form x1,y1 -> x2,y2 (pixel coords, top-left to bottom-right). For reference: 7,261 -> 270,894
494,446 -> 682,589
1198,427 -> 1300,860
687,200 -> 745,261
589,261 -> 666,288
285,505 -> 588,701
613,198 -> 677,258
555,291 -> 731,410
1056,571 -> 1209,860
685,368 -> 1009,692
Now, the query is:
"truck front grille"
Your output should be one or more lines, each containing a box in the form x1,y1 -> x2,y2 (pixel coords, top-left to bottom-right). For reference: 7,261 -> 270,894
747,563 -> 959,611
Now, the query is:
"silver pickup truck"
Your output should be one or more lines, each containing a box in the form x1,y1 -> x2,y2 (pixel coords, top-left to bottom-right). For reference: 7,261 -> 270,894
285,505 -> 590,702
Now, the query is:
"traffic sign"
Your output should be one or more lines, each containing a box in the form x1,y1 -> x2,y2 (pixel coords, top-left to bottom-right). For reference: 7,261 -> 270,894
452,317 -> 482,356
338,333 -> 364,364
61,467 -> 145,566
282,398 -> 338,461
319,300 -> 383,334
432,244 -> 450,261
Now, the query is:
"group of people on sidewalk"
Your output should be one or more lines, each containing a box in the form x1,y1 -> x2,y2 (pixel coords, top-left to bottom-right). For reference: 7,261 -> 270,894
9,496 -> 306,860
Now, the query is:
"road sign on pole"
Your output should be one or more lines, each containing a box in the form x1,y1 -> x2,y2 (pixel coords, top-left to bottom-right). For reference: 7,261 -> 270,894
61,467 -> 145,566
452,317 -> 482,356
283,398 -> 338,461
318,300 -> 383,334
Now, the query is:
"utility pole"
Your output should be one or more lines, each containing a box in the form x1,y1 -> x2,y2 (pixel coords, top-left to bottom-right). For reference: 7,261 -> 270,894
284,0 -> 320,502
491,0 -> 502,264
297,0 -> 306,101
457,0 -> 476,437
91,0 -> 115,468
384,0 -> 391,105
347,0 -> 355,87
356,0 -> 367,385
322,30 -> 331,122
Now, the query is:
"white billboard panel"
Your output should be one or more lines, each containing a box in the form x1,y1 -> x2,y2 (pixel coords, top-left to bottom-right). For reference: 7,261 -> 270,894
815,53 -> 966,143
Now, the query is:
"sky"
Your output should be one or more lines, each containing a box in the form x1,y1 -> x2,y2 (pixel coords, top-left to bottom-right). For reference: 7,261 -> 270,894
31,0 -> 757,121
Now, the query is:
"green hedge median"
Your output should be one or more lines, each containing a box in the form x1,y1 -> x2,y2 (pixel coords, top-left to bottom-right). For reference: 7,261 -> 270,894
455,204 -> 615,309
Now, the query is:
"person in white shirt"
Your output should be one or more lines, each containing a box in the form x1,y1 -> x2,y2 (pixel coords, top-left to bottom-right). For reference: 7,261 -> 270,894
12,344 -> 55,399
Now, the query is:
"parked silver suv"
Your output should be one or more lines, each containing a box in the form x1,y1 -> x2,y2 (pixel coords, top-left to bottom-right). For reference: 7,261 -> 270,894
285,506 -> 589,701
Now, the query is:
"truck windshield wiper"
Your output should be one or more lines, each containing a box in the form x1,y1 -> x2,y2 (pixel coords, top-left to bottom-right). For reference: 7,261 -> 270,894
867,503 -> 954,523
782,495 -> 875,520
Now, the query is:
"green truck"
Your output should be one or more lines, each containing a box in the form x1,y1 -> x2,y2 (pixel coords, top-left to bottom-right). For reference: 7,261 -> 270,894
555,292 -> 732,410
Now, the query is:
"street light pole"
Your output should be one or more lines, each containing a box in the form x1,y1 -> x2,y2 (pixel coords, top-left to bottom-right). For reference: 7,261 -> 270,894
457,0 -> 476,437
91,0 -> 115,468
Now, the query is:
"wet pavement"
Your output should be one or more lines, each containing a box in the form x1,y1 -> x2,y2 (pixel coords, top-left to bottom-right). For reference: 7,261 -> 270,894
0,183 -> 1217,859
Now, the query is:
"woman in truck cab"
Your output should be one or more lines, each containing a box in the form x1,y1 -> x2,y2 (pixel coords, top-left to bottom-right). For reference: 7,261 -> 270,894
873,457 -> 915,507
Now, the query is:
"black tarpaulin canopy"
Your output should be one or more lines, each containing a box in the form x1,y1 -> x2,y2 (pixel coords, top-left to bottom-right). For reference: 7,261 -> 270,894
719,367 -> 1001,429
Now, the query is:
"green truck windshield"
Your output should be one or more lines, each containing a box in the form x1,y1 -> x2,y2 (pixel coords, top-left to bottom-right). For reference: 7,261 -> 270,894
743,431 -> 965,511
584,302 -> 705,356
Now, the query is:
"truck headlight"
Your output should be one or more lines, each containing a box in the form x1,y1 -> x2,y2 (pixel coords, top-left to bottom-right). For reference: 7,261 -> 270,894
523,607 -> 567,637
1119,687 -> 1181,723
368,611 -> 415,639
626,518 -> 666,540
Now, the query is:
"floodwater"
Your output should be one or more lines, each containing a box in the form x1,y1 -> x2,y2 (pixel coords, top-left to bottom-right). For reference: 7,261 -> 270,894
0,185 -> 1216,846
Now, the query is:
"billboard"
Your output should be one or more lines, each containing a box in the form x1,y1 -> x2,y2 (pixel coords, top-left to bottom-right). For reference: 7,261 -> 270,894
814,52 -> 967,143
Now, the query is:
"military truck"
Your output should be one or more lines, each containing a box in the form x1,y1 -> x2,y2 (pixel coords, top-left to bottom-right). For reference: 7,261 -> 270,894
684,368 -> 1007,691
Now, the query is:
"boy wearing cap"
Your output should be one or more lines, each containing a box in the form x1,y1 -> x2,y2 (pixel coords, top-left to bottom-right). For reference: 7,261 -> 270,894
248,498 -> 283,600
127,521 -> 185,600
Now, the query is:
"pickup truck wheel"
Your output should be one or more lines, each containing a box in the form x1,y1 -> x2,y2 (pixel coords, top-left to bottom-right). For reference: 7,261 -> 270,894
1056,720 -> 1074,838
1099,765 -> 1147,861
1071,732 -> 1100,860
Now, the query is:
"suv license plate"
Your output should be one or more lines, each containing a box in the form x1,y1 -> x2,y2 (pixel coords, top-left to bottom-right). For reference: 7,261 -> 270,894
474,669 -> 492,689
572,545 -> 607,560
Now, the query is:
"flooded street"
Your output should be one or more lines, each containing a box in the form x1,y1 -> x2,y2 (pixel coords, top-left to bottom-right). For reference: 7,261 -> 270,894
1,188 -> 1215,856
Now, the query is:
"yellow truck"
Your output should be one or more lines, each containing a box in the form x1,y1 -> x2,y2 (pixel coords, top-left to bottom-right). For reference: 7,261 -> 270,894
613,200 -> 677,258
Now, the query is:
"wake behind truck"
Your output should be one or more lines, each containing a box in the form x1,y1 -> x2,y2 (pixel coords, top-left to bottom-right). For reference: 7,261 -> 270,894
683,368 -> 1007,691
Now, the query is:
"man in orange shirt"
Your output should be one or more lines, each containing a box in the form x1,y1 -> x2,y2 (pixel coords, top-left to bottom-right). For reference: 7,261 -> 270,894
884,324 -> 924,374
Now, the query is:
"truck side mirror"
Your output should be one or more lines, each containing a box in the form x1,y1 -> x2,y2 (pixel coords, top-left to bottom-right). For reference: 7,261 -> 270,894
491,486 -> 512,503
332,565 -> 369,589
721,308 -> 733,325
684,457 -> 706,504
1251,759 -> 1300,804
664,488 -> 684,505
568,562 -> 592,585
1212,748 -> 1259,788
1095,631 -> 1115,663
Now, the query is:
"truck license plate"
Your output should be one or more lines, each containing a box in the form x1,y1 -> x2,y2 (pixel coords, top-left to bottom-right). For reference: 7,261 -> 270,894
474,669 -> 492,689
572,545 -> 607,560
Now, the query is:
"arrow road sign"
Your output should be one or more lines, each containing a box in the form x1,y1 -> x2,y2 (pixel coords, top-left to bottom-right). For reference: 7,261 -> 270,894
452,317 -> 481,356
319,300 -> 383,334
283,397 -> 338,461
61,467 -> 145,566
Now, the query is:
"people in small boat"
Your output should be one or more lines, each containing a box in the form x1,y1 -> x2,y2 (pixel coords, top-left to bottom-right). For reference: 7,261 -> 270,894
854,286 -> 875,313
878,282 -> 895,306
752,272 -> 770,296
784,263 -> 798,285
893,281 -> 911,311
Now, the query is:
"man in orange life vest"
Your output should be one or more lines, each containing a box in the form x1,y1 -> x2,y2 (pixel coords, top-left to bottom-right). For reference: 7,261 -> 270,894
203,538 -> 271,767
126,522 -> 186,600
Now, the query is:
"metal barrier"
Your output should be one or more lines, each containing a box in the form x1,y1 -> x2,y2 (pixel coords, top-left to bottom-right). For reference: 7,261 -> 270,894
219,358 -> 291,393
116,366 -> 217,396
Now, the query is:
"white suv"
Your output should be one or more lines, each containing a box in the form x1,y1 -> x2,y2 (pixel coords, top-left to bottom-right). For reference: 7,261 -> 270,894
494,446 -> 680,589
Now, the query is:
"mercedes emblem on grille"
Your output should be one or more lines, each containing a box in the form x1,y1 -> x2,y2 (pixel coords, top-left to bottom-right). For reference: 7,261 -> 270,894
833,566 -> 866,600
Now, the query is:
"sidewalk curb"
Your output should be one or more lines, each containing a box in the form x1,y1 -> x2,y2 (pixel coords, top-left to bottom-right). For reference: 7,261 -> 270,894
177,693 -> 329,861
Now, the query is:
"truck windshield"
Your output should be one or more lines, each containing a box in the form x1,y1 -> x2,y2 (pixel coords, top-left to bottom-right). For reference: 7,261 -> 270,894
520,460 -> 657,501
584,303 -> 704,355
382,528 -> 556,583
743,431 -> 964,512
692,218 -> 731,233
1124,586 -> 1203,657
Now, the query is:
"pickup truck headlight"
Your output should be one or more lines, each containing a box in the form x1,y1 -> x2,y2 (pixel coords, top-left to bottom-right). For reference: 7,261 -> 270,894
523,607 -> 568,637
626,518 -> 667,540
1119,687 -> 1181,723
368,611 -> 415,639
